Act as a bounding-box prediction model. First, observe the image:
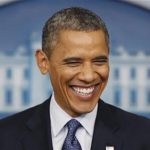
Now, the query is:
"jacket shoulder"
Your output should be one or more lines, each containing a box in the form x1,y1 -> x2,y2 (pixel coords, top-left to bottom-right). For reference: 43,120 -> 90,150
0,99 -> 50,149
0,99 -> 49,132
102,101 -> 150,128
0,104 -> 39,130
106,102 -> 150,125
104,102 -> 150,145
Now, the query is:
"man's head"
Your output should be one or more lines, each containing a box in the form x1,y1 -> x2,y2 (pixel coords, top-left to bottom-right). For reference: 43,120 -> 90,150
42,7 -> 109,57
36,7 -> 109,117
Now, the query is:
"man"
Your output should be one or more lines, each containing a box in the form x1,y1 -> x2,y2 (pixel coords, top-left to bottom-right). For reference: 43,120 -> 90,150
0,7 -> 150,150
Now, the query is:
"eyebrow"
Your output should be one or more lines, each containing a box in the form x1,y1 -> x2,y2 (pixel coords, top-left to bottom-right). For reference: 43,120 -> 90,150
62,57 -> 82,63
62,55 -> 108,63
92,55 -> 108,61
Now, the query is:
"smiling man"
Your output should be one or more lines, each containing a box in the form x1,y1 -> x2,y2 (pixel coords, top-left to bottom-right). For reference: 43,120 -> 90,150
38,29 -> 109,117
0,7 -> 150,150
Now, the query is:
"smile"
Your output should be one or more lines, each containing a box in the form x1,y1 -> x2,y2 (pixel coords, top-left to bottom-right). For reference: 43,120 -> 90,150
72,86 -> 95,96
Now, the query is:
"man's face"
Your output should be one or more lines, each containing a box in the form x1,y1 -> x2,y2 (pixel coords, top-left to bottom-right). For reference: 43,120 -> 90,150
48,30 -> 109,117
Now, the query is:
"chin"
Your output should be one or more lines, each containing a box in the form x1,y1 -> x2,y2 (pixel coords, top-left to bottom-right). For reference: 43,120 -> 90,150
72,104 -> 96,116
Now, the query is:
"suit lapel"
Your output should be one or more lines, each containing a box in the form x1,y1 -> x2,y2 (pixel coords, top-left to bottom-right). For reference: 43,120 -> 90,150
17,97 -> 123,150
91,100 -> 123,150
19,99 -> 53,150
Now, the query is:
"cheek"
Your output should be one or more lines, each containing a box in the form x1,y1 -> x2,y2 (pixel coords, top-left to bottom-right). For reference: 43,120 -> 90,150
49,67 -> 61,90
104,66 -> 110,77
98,65 -> 109,80
49,67 -> 75,88
99,68 -> 109,82
59,67 -> 80,82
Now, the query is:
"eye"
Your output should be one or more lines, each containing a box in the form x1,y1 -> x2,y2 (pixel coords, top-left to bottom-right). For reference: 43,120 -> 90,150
92,56 -> 108,66
63,57 -> 82,67
65,61 -> 81,67
93,59 -> 108,65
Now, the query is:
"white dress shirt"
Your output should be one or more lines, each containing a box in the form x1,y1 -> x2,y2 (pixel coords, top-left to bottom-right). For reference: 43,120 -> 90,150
50,94 -> 98,150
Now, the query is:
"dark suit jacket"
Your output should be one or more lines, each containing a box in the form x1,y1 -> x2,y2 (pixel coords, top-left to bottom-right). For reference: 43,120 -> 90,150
0,98 -> 150,150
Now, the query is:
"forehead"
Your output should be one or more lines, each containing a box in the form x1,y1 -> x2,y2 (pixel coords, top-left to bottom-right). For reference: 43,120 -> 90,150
58,29 -> 107,46
51,30 -> 108,59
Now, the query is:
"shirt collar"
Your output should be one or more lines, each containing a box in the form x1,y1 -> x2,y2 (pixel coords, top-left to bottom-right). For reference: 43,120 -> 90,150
75,104 -> 98,136
50,93 -> 98,137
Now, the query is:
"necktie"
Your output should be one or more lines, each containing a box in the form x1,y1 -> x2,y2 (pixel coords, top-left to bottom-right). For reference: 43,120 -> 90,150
62,119 -> 82,150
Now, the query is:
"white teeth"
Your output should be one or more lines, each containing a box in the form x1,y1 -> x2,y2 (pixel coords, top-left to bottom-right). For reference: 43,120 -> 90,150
72,86 -> 94,95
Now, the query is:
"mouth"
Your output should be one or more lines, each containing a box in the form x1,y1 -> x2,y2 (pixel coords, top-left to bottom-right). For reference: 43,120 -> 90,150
70,84 -> 99,98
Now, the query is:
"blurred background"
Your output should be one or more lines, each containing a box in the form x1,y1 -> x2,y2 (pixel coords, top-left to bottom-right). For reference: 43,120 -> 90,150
0,0 -> 150,119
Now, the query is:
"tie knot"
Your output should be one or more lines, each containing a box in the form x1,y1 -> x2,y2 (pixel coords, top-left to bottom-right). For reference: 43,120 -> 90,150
67,119 -> 81,134
62,119 -> 82,150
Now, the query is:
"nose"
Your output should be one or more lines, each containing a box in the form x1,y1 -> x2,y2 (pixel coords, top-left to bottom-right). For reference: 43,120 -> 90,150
78,63 -> 97,83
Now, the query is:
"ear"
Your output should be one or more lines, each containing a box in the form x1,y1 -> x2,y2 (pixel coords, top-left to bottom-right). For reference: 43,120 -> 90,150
35,49 -> 49,74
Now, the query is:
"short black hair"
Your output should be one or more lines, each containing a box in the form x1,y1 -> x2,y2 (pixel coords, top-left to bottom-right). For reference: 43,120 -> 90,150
42,7 -> 109,57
